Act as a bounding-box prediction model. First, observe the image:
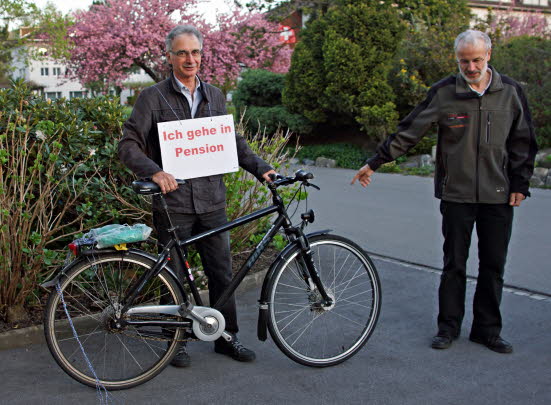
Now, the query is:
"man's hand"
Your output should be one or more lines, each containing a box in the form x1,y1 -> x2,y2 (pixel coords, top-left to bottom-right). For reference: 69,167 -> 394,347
509,192 -> 525,207
351,164 -> 374,187
152,171 -> 179,194
262,169 -> 277,182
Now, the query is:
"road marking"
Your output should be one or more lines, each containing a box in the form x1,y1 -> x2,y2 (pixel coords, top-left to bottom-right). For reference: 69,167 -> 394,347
368,251 -> 551,303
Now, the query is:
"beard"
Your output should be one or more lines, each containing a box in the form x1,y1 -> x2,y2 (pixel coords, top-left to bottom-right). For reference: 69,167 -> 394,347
458,60 -> 489,85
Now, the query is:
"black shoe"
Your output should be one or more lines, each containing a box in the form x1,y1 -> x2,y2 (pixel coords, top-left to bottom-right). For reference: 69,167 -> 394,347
214,334 -> 256,362
431,332 -> 457,350
469,335 -> 513,354
170,343 -> 191,367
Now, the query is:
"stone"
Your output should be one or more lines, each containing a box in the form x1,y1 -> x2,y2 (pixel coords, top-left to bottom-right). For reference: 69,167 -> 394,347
546,174 -> 551,187
533,167 -> 549,179
530,175 -> 544,187
535,148 -> 551,169
400,154 -> 434,169
6,305 -> 29,324
302,158 -> 315,166
288,157 -> 299,165
315,157 -> 337,168
419,154 -> 433,167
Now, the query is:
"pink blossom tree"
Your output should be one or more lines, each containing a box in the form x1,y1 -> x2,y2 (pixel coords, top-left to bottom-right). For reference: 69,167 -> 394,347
67,0 -> 198,89
65,0 -> 292,91
201,10 -> 292,90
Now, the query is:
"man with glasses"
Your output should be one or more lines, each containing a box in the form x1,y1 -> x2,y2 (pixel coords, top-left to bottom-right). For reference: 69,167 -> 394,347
352,30 -> 537,353
119,25 -> 276,367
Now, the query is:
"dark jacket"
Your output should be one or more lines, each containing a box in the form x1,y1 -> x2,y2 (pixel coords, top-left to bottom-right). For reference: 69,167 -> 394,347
367,67 -> 538,203
118,74 -> 273,213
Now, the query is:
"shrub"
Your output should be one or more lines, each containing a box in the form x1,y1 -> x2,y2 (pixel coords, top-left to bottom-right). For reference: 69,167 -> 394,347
0,80 -> 299,319
233,69 -> 286,108
233,69 -> 312,135
491,36 -> 551,149
294,143 -> 366,169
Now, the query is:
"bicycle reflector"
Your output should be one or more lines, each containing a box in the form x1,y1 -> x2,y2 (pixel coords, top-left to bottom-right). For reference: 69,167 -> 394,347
68,242 -> 79,256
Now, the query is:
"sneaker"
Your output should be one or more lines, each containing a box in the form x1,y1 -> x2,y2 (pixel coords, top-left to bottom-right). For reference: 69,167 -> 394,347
214,334 -> 256,362
170,342 -> 191,367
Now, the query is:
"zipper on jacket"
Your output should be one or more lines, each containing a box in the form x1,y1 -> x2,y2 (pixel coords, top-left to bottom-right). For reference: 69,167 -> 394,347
476,99 -> 482,202
486,112 -> 491,143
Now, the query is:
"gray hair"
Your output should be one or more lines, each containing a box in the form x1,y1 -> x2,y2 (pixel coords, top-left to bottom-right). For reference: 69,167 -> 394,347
165,25 -> 203,52
454,30 -> 492,53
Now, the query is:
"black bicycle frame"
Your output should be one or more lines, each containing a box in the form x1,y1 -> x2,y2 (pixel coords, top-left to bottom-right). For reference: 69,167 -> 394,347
120,185 -> 333,323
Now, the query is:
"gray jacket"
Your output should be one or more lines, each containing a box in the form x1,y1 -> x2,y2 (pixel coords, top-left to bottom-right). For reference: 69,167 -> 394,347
118,74 -> 273,213
367,67 -> 537,203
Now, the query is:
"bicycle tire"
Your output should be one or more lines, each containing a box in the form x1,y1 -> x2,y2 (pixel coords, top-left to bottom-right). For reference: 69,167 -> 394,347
266,234 -> 381,367
44,252 -> 185,390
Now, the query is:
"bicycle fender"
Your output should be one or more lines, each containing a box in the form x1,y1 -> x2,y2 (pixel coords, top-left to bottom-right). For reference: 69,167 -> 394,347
40,256 -> 88,289
256,229 -> 331,341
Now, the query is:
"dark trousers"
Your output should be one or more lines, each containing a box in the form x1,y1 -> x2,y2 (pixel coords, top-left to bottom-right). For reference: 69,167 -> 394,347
438,201 -> 513,338
153,208 -> 238,334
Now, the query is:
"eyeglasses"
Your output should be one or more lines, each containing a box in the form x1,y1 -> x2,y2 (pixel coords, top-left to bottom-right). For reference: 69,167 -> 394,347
457,56 -> 486,66
169,49 -> 202,58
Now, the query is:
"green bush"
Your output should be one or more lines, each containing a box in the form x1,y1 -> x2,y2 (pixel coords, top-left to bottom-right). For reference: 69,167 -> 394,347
243,105 -> 313,136
491,36 -> 551,149
233,69 -> 286,108
0,80 -> 299,319
233,69 -> 312,135
294,143 -> 366,169
283,0 -> 404,141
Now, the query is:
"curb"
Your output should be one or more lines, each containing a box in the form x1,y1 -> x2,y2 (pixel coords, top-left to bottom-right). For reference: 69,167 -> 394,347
0,268 -> 268,351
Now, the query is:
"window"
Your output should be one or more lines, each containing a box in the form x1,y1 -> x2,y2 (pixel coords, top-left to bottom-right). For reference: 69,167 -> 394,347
45,92 -> 62,100
70,91 -> 86,99
521,0 -> 548,5
53,67 -> 62,76
40,67 -> 49,76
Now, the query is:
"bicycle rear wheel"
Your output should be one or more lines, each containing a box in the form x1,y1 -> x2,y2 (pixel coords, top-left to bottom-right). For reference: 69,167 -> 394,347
266,234 -> 381,367
44,252 -> 185,390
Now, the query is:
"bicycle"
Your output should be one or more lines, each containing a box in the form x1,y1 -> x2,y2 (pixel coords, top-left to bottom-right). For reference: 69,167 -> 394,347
42,169 -> 381,390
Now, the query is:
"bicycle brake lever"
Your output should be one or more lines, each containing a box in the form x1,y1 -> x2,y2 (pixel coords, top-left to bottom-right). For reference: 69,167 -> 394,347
306,183 -> 320,190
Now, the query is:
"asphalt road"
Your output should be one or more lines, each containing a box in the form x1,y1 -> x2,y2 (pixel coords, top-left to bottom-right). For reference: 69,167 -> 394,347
0,258 -> 549,404
291,166 -> 551,295
0,169 -> 549,404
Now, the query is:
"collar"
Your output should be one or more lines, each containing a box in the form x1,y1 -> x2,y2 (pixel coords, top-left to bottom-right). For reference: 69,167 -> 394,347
169,73 -> 210,103
173,75 -> 200,94
455,65 -> 504,98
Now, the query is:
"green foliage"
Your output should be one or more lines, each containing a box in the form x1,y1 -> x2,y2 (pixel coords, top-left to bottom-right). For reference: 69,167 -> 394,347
390,0 -> 471,117
283,0 -> 404,140
233,69 -> 313,135
294,143 -> 365,169
491,36 -> 551,149
233,69 -> 286,108
0,80 -> 298,316
243,105 -> 314,136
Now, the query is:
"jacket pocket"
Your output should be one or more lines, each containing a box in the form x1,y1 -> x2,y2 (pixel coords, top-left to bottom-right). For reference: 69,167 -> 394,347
485,110 -> 513,146
441,112 -> 469,143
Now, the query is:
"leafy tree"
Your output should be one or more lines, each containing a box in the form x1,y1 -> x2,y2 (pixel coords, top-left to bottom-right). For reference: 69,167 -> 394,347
390,0 -> 471,115
491,36 -> 551,149
0,0 -> 37,80
64,0 -> 291,92
283,0 -> 404,141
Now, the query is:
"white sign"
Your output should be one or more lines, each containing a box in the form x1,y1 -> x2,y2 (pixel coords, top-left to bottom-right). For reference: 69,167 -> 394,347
157,114 -> 239,180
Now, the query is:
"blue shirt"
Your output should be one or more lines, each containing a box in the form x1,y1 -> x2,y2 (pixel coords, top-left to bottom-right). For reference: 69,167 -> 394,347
174,75 -> 202,118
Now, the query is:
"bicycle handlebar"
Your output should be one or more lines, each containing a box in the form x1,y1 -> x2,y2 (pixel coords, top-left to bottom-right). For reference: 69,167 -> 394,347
268,169 -> 320,190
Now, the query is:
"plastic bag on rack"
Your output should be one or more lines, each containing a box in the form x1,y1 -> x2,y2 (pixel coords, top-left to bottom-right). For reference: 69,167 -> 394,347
84,223 -> 152,249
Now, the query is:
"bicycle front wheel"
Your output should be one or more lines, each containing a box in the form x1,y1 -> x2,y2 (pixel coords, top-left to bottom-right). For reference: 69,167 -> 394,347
44,252 -> 185,390
266,234 -> 381,367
